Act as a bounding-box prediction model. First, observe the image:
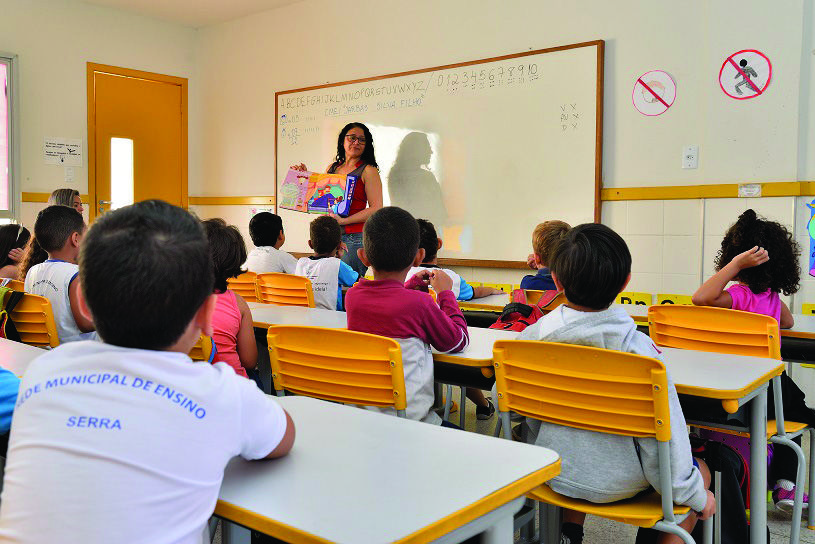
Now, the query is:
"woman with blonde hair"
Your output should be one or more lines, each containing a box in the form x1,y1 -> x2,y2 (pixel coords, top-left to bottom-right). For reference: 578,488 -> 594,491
48,188 -> 84,214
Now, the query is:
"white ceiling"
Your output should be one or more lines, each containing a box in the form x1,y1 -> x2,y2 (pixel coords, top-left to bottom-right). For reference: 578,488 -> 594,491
82,0 -> 303,28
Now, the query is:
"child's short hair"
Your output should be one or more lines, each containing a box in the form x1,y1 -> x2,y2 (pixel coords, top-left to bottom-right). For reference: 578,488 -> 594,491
716,209 -> 800,295
309,215 -> 342,256
532,220 -> 571,265
203,218 -> 248,293
249,212 -> 283,247
363,207 -> 419,272
549,223 -> 631,310
417,218 -> 438,263
79,200 -> 214,350
34,205 -> 85,252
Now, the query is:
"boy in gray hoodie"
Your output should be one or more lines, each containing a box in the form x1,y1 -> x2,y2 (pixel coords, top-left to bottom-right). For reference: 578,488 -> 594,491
518,223 -> 715,544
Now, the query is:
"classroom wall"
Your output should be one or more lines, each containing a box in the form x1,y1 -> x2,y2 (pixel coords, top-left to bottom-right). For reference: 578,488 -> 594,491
0,0 -> 198,227
193,0 -> 815,301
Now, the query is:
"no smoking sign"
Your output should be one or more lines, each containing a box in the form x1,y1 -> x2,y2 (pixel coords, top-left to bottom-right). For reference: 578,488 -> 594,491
719,49 -> 772,100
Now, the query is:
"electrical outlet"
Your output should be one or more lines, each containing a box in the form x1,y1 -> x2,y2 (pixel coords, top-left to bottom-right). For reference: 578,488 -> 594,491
682,145 -> 699,169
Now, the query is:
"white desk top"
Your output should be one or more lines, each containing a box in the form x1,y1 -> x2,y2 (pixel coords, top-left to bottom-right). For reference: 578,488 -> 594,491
459,293 -> 510,311
249,302 -> 347,329
0,337 -> 44,376
216,396 -> 560,543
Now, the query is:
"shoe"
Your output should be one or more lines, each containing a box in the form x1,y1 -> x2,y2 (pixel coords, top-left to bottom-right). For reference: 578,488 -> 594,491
773,484 -> 809,513
476,399 -> 495,420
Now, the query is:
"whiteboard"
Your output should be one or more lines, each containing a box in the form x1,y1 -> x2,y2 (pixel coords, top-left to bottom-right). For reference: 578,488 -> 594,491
275,41 -> 603,264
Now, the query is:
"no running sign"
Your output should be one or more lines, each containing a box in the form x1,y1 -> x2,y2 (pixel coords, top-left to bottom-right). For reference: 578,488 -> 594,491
719,49 -> 771,100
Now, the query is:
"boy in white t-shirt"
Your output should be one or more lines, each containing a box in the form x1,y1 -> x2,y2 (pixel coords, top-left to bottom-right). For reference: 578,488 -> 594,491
0,200 -> 295,544
244,212 -> 297,274
22,205 -> 95,343
295,215 -> 359,311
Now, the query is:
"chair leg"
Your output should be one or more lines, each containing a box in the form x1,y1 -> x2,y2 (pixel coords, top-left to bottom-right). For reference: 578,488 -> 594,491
493,416 -> 502,437
771,435 -> 805,544
702,515 -> 713,544
537,501 -> 546,544
714,471 -> 721,544
653,520 -> 695,544
443,384 -> 453,421
809,430 -> 815,531
459,386 -> 466,429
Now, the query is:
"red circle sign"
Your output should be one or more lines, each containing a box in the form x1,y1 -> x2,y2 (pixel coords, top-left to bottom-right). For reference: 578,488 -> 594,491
719,49 -> 771,100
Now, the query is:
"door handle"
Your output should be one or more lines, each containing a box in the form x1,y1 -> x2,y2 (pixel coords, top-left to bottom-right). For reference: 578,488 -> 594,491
98,200 -> 112,213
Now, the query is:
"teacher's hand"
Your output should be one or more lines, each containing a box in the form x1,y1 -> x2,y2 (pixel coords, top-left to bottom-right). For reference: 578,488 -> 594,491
290,163 -> 308,172
327,212 -> 346,225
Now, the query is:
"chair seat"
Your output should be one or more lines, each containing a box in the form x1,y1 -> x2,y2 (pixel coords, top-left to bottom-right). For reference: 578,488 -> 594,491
527,484 -> 690,528
692,420 -> 809,440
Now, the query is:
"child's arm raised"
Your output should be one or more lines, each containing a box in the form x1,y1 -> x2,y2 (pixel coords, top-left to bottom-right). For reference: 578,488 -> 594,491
235,293 -> 258,371
69,278 -> 95,333
692,246 -> 769,308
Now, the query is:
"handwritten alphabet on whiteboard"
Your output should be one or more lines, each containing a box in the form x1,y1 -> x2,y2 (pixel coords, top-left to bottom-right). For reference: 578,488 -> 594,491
560,104 -> 580,132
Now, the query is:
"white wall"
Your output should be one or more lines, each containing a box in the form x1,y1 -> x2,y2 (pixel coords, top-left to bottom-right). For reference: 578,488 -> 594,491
193,0 -> 815,295
0,0 -> 198,227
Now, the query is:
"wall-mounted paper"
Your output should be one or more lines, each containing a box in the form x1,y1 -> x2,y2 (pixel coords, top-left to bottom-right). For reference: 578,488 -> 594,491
44,137 -> 82,166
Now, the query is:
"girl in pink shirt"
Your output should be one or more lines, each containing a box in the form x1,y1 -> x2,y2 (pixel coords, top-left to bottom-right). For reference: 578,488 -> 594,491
203,219 -> 258,380
693,208 -> 808,512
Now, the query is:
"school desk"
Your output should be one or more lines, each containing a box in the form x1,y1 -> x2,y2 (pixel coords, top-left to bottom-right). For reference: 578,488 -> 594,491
457,293 -> 510,312
215,395 -> 561,544
0,337 -> 43,376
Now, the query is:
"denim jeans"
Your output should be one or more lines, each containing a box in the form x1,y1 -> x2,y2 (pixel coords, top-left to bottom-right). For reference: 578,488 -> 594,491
341,232 -> 368,277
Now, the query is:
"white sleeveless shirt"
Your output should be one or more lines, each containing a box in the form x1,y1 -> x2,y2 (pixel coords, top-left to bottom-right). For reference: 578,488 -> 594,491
408,265 -> 463,299
24,260 -> 95,344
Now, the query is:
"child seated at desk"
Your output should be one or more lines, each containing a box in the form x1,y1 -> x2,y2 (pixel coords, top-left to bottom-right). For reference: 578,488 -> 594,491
295,215 -> 359,311
22,205 -> 95,343
203,219 -> 257,380
520,219 -> 570,291
519,223 -> 714,544
0,200 -> 295,543
346,207 -> 469,425
692,208 -> 813,511
407,218 -> 499,419
244,211 -> 297,274
0,225 -> 29,279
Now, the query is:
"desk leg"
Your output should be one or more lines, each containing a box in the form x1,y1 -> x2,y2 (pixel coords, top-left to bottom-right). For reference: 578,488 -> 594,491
221,520 -> 251,544
479,508 -> 514,544
749,388 -> 768,544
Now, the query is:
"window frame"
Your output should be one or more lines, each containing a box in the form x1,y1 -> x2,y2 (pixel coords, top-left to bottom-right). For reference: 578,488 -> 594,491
0,53 -> 19,221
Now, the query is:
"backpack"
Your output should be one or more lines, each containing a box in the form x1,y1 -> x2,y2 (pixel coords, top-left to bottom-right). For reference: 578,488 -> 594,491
0,287 -> 23,343
488,290 -> 563,332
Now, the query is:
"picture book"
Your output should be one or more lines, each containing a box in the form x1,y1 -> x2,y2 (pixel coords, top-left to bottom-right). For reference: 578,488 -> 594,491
279,168 -> 358,217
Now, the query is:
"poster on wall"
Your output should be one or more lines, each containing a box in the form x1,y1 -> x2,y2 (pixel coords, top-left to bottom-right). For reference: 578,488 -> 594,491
808,199 -> 815,277
43,137 -> 83,166
719,49 -> 772,100
632,70 -> 676,116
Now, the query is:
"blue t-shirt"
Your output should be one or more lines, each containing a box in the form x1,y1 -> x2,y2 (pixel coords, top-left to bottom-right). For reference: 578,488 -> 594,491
520,267 -> 557,291
337,260 -> 359,311
0,367 -> 20,432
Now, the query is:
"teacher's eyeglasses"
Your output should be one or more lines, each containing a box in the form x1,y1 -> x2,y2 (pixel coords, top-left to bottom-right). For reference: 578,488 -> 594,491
345,135 -> 366,144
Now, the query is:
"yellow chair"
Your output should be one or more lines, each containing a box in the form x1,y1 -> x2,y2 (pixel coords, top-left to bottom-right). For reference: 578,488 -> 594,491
616,291 -> 652,305
10,293 -> 59,348
523,290 -> 566,313
188,335 -> 215,362
493,340 -> 712,544
227,272 -> 258,303
267,325 -> 407,417
649,304 -> 811,537
2,279 -> 24,291
256,273 -> 315,307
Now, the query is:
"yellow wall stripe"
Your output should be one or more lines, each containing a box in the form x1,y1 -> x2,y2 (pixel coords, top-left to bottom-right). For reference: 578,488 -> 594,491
602,181 -> 814,201
21,193 -> 275,206
22,192 -> 89,203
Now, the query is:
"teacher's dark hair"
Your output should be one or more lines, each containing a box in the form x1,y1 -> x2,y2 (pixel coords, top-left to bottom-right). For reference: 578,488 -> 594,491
329,122 -> 379,172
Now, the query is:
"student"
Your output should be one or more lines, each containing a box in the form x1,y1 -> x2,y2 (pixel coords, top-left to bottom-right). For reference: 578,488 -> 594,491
203,219 -> 257,379
519,223 -> 714,544
244,212 -> 297,274
295,215 -> 359,311
520,220 -> 571,291
22,206 -> 95,343
345,207 -> 469,425
0,200 -> 295,543
407,218 -> 499,419
0,225 -> 30,279
692,208 -> 811,511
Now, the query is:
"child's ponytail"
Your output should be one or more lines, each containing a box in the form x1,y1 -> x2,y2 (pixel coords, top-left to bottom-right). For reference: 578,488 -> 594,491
17,236 -> 47,281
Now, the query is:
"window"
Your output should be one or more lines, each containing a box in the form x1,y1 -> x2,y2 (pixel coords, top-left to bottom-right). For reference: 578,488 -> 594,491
0,54 -> 17,220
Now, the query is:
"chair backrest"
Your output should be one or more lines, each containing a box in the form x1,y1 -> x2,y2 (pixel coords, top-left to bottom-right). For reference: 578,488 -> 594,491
188,335 -> 215,362
493,340 -> 671,441
10,293 -> 60,348
524,290 -> 566,313
256,273 -> 315,307
267,325 -> 407,415
227,272 -> 258,303
648,304 -> 779,359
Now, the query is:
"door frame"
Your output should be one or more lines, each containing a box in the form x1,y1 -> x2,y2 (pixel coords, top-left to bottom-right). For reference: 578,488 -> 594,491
86,62 -> 188,222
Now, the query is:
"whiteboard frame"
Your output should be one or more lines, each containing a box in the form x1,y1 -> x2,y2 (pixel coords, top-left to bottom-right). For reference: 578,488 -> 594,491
275,40 -> 604,269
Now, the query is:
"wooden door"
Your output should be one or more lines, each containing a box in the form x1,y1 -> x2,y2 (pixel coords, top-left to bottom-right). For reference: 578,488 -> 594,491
87,63 -> 187,220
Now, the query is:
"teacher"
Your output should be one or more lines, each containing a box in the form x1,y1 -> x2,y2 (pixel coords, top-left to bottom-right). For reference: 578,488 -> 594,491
293,122 -> 382,276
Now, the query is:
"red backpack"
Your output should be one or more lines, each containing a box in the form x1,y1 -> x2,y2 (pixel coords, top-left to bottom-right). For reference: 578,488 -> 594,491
488,289 -> 563,332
